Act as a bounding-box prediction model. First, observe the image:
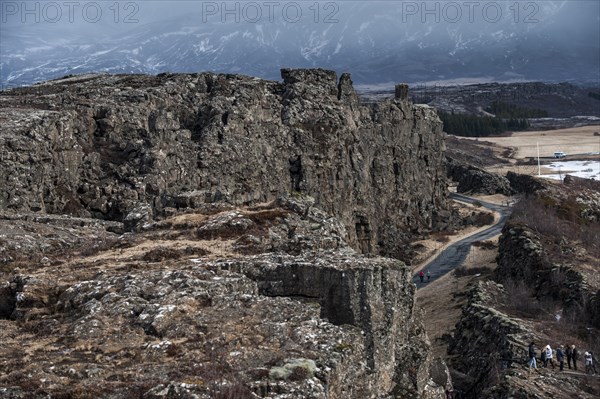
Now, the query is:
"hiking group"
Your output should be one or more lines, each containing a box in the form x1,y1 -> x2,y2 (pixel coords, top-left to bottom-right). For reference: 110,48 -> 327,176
528,342 -> 598,374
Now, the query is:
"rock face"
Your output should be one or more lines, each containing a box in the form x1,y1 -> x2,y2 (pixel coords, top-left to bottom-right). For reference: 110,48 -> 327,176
446,157 -> 513,196
495,223 -> 600,328
495,173 -> 600,330
505,172 -> 547,194
449,281 -> 526,399
0,196 -> 448,398
0,69 -> 449,258
448,280 -> 600,399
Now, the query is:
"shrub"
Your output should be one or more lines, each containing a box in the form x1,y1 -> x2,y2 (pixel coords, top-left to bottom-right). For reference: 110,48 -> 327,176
472,212 -> 495,227
431,231 -> 453,243
500,280 -> 550,319
511,196 -> 599,258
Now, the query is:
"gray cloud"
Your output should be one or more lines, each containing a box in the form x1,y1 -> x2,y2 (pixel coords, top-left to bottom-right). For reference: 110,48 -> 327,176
1,1 -> 598,86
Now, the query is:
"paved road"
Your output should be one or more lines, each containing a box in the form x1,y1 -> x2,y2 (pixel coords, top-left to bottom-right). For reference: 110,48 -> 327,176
413,193 -> 512,288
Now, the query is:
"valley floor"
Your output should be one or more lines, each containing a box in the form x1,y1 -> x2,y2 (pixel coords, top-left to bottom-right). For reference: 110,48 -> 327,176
416,235 -> 600,398
417,241 -> 499,359
426,135 -> 600,397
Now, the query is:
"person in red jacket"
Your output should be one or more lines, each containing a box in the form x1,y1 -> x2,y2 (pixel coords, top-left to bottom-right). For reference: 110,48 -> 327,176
419,270 -> 424,283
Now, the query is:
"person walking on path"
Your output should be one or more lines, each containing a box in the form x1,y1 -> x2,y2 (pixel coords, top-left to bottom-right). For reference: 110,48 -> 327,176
545,345 -> 555,369
572,345 -> 579,371
427,270 -> 431,282
585,351 -> 594,374
419,270 -> 424,283
556,345 -> 565,371
541,347 -> 547,367
528,342 -> 537,370
566,345 -> 573,369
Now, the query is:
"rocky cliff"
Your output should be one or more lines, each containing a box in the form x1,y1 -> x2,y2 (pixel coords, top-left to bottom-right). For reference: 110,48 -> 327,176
0,70 -> 452,397
0,69 -> 449,259
448,280 -> 600,399
448,281 -> 526,399
495,223 -> 600,328
494,179 -> 600,328
0,195 -> 449,398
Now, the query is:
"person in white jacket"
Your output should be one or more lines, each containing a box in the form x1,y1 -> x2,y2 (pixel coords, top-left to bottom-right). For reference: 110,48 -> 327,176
584,351 -> 596,374
545,345 -> 555,369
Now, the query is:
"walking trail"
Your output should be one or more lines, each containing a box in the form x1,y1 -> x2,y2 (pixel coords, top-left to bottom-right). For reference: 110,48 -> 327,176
413,193 -> 511,288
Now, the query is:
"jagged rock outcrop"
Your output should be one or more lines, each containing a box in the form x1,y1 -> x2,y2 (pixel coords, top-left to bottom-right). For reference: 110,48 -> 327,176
496,172 -> 600,330
449,281 -> 526,399
0,69 -> 449,258
495,223 -> 600,328
0,196 -> 449,398
446,157 -> 513,195
449,281 -> 600,399
505,171 -> 548,194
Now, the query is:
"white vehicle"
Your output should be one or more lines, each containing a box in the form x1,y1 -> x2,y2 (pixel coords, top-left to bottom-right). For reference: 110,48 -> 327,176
553,151 -> 567,159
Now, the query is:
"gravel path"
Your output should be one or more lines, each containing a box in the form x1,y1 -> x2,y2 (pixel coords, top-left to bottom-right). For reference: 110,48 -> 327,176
413,193 -> 511,288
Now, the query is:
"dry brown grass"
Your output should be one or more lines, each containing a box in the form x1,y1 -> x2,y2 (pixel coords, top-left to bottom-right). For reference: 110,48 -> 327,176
511,196 -> 600,258
417,243 -> 499,359
242,208 -> 289,224
460,126 -> 600,159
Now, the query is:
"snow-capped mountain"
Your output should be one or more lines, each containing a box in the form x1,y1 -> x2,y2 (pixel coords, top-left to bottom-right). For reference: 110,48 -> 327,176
1,1 -> 599,87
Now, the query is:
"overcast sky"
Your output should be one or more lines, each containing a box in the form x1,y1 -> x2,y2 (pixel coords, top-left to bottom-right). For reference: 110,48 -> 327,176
1,1 -> 598,86
2,1 -> 598,38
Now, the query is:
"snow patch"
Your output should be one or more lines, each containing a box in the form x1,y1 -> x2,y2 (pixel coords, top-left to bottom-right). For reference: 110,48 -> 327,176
543,161 -> 600,181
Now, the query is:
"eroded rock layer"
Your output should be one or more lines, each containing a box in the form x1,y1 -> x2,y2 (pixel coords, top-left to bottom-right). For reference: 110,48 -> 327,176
0,196 -> 447,398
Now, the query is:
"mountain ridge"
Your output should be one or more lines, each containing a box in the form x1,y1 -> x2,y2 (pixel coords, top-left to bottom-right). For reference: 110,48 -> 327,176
2,1 -> 599,87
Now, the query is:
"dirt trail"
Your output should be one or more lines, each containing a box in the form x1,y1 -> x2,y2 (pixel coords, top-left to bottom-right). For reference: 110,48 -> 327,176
416,243 -> 499,358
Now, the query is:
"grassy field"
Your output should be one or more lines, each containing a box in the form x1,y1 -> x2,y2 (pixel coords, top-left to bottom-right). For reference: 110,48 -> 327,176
462,126 -> 600,159
452,126 -> 600,179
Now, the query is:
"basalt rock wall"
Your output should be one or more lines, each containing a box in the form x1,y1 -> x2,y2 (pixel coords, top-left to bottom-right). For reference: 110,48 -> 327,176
0,69 -> 448,258
495,223 -> 600,328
